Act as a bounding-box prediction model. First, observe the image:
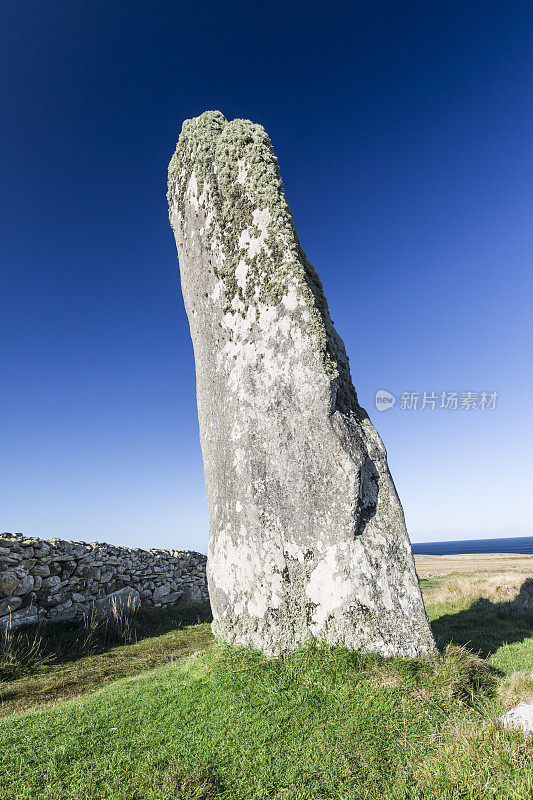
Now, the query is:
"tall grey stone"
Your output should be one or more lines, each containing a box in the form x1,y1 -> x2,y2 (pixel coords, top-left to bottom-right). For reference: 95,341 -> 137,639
168,111 -> 435,657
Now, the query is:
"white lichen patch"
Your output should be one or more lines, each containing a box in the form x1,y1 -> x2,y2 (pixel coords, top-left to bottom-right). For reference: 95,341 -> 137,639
211,279 -> 225,302
235,260 -> 248,290
209,528 -> 285,619
236,158 -> 249,185
238,208 -> 271,259
185,172 -> 198,208
306,546 -> 359,629
282,282 -> 299,312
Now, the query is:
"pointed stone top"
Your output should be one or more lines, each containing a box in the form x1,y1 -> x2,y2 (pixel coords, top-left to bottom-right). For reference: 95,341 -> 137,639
167,110 -> 349,385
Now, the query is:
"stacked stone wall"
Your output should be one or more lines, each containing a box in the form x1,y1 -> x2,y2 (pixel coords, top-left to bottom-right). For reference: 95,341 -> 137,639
0,532 -> 208,629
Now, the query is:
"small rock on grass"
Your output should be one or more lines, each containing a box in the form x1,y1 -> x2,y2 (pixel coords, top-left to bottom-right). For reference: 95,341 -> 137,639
500,697 -> 533,734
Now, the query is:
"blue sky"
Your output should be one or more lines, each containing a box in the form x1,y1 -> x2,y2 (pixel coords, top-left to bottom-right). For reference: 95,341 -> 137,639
1,1 -> 532,550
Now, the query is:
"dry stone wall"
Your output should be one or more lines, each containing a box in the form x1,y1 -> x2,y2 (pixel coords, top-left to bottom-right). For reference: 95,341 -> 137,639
0,532 -> 208,630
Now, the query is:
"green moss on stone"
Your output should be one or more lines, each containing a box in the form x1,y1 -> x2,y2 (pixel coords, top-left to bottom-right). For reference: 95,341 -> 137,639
167,111 -> 339,378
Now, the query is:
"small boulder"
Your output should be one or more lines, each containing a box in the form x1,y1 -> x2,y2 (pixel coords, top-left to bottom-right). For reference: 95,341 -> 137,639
161,591 -> 184,605
17,574 -> 35,595
153,583 -> 171,601
92,587 -> 141,619
516,578 -> 533,605
500,697 -> 533,734
0,606 -> 38,630
0,572 -> 19,597
178,585 -> 204,607
0,596 -> 22,616
31,564 -> 51,577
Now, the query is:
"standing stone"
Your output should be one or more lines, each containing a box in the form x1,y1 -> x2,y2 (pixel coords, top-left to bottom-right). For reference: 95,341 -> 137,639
168,111 -> 436,657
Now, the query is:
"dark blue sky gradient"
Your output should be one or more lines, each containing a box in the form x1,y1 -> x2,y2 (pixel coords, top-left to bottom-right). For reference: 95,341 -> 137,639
1,1 -> 532,548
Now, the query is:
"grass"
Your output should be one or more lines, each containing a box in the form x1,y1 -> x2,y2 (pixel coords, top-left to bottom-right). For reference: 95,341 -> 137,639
0,573 -> 531,799
421,572 -> 533,710
0,603 -> 214,717
0,643 -> 531,800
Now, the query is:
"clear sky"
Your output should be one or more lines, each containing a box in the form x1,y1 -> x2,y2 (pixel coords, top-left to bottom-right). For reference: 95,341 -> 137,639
1,1 -> 532,550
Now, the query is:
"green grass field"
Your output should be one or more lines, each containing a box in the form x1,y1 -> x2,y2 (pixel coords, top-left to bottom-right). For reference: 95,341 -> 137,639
0,573 -> 531,799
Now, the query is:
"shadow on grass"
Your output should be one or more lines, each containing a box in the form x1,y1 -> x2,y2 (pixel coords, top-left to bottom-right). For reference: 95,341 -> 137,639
0,602 -> 212,681
430,579 -> 533,659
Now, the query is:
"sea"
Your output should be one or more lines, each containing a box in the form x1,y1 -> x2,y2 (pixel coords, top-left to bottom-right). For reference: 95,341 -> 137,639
411,536 -> 533,556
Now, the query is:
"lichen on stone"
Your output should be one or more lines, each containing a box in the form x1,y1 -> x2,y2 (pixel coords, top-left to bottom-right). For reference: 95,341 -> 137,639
168,110 -> 340,379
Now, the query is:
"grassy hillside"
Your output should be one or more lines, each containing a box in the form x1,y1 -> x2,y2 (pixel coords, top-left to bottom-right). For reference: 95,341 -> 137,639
0,567 -> 531,799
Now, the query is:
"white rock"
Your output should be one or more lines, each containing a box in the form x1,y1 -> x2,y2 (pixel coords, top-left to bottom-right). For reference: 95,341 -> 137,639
500,698 -> 533,734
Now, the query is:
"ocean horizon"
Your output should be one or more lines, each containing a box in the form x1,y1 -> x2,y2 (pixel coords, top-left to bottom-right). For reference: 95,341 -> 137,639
411,535 -> 533,556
